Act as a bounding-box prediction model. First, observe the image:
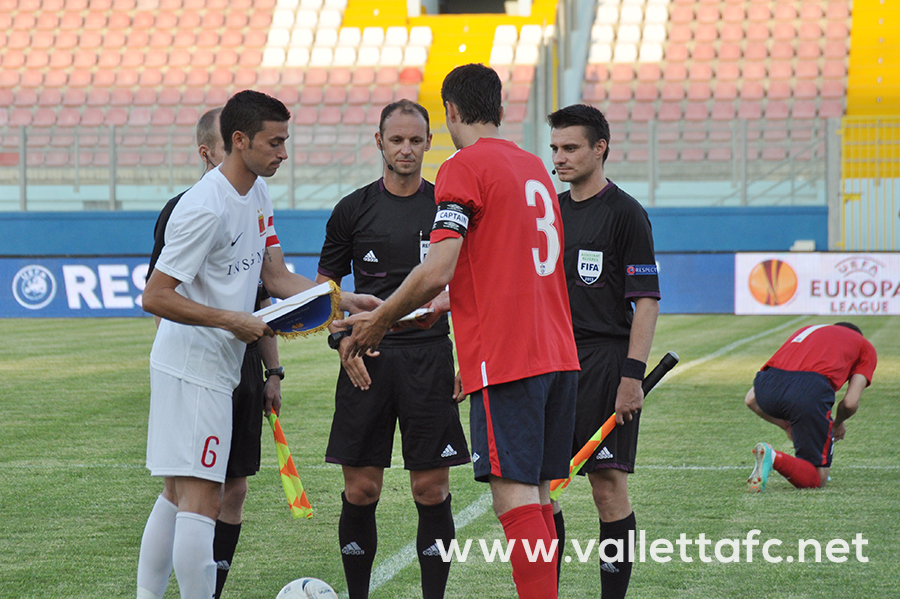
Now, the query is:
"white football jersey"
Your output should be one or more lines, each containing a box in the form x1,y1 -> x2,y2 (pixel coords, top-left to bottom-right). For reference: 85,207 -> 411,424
150,166 -> 279,393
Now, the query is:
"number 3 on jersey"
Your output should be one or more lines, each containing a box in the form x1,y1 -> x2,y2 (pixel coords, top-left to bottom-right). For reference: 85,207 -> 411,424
525,179 -> 561,276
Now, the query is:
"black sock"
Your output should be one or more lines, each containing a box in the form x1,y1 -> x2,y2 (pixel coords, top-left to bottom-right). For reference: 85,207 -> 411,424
415,494 -> 454,599
212,520 -> 241,599
553,509 -> 565,587
339,492 -> 378,599
599,512 -> 635,599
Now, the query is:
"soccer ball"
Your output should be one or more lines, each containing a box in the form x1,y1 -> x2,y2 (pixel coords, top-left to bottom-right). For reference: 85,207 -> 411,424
275,577 -> 338,599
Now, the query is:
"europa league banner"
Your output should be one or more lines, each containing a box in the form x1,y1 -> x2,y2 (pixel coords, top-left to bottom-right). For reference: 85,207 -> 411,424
735,253 -> 900,316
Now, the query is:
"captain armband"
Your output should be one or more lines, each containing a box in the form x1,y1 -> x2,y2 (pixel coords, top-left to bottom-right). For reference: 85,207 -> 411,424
432,202 -> 472,237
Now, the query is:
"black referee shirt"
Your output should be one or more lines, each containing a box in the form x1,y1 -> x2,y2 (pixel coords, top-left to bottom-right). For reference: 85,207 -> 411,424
559,180 -> 661,342
318,178 -> 450,342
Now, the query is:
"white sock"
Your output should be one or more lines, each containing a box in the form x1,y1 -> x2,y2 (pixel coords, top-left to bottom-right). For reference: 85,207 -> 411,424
137,495 -> 178,599
173,512 -> 216,599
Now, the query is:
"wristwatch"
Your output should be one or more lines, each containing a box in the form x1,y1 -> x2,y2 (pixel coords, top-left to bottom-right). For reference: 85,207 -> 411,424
264,366 -> 285,380
327,329 -> 352,350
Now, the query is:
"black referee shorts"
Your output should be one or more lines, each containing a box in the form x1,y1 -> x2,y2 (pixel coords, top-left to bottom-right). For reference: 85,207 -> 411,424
574,338 -> 640,474
325,336 -> 470,471
225,343 -> 265,479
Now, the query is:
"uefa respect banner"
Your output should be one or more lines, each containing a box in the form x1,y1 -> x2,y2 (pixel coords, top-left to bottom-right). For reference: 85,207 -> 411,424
0,256 -> 319,318
735,253 -> 900,315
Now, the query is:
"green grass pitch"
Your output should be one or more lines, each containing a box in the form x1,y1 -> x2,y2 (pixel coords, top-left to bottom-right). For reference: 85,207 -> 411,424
0,315 -> 898,598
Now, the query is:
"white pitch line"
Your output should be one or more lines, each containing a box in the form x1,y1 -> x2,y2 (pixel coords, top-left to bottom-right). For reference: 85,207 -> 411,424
660,315 -> 809,384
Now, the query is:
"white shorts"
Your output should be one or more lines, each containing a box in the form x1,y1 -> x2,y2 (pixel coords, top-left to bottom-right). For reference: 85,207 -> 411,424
146,368 -> 233,483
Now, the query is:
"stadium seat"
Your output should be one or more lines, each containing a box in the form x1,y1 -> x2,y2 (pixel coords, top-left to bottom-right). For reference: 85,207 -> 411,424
668,24 -> 691,44
342,106 -> 366,125
795,62 -> 819,80
825,22 -> 849,41
504,104 -> 527,123
365,105 -> 382,125
823,62 -> 847,80
394,85 -> 418,102
634,83 -> 658,102
658,103 -> 682,122
604,104 -> 628,123
691,43 -> 715,62
742,63 -> 766,82
512,66 -> 535,83
409,26 -> 432,46
33,108 -> 56,127
182,88 -> 205,105
827,2 -> 850,19
818,101 -> 844,118
582,84 -> 606,103
14,89 -> 38,107
105,108 -> 128,126
608,84 -> 631,102
767,81 -> 791,101
636,64 -> 661,83
324,87 -> 347,105
824,41 -> 848,60
660,82 -> 685,102
352,67 -> 376,85
663,64 -> 687,83
294,106 -> 318,126
151,108 -> 176,126
772,23 -> 795,42
381,47 -> 404,67
81,108 -> 105,127
301,87 -> 324,105
175,107 -> 200,126
398,66 -> 423,83
631,103 -> 655,123
207,88 -> 230,106
320,106 -> 342,125
584,64 -> 608,83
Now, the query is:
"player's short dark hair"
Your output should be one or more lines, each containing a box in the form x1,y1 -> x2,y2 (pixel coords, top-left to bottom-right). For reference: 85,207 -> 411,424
196,107 -> 223,148
547,104 -> 611,163
220,90 -> 291,153
834,322 -> 863,336
379,99 -> 430,135
441,63 -> 502,127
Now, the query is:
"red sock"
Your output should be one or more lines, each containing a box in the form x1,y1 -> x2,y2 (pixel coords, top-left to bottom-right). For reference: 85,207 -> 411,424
540,503 -> 559,580
773,451 -> 822,488
498,504 -> 557,599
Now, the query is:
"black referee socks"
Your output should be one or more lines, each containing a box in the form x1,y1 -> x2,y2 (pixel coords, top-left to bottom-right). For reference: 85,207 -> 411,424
339,492 -> 379,599
599,511 -> 636,599
415,494 -> 455,599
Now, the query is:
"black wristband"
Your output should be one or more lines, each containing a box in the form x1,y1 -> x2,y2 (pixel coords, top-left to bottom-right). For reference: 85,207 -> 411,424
621,358 -> 646,381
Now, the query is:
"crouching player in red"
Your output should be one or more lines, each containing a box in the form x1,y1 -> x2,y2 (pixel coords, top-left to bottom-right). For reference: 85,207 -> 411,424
745,322 -> 877,491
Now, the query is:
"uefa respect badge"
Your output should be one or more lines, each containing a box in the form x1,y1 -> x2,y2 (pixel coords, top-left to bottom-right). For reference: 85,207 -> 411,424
578,250 -> 603,285
12,264 -> 57,310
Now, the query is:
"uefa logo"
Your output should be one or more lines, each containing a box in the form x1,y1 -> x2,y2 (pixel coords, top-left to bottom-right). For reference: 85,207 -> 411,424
12,264 -> 57,310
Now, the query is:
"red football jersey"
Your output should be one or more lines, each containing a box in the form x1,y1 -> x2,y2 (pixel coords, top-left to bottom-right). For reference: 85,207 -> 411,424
763,324 -> 877,391
432,138 -> 579,393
